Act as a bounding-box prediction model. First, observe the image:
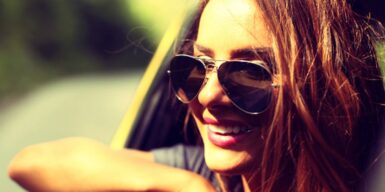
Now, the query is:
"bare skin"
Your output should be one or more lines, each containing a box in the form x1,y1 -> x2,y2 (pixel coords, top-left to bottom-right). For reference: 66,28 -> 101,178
189,0 -> 273,191
8,137 -> 215,191
9,0 -> 273,191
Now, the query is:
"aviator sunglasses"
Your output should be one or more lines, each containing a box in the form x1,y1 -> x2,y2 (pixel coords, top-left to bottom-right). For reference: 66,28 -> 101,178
168,54 -> 277,115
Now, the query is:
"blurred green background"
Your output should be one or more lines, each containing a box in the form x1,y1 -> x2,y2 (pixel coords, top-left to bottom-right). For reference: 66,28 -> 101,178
0,0 -> 187,191
0,0 -> 384,191
0,0 -> 183,103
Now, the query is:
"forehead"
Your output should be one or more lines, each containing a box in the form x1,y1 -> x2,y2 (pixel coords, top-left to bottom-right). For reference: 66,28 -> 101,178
195,0 -> 271,59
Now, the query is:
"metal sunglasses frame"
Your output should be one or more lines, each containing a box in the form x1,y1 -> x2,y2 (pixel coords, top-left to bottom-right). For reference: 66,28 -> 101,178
167,54 -> 279,115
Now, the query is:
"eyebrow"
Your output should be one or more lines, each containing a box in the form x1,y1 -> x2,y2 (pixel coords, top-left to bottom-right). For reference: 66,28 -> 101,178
194,43 -> 214,57
194,43 -> 272,61
231,47 -> 272,61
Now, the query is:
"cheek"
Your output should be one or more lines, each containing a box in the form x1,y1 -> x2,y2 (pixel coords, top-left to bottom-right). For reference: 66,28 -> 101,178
188,100 -> 203,120
188,101 -> 204,133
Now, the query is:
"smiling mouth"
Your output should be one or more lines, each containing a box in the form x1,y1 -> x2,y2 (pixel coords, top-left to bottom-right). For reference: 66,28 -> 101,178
206,124 -> 255,148
207,124 -> 253,135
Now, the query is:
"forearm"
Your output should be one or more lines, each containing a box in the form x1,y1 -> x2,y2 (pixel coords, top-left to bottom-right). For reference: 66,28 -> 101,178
79,150 -> 211,191
8,138 -> 213,191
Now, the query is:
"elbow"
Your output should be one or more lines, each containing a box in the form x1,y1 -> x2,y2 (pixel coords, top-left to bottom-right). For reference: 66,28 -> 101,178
8,147 -> 33,181
8,145 -> 46,190
8,159 -> 21,182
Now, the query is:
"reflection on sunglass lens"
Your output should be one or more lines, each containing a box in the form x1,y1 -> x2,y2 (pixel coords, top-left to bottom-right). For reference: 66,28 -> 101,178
170,56 -> 206,102
218,61 -> 272,113
169,55 -> 274,114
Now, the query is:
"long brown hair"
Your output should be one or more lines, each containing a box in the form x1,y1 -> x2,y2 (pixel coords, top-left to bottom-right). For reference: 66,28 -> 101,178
178,0 -> 385,191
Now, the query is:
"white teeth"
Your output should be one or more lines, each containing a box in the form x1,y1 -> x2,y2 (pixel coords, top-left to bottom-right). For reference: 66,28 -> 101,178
209,125 -> 229,134
208,125 -> 251,135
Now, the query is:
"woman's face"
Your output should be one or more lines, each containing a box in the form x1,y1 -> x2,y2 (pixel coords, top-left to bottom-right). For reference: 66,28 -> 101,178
189,0 -> 273,175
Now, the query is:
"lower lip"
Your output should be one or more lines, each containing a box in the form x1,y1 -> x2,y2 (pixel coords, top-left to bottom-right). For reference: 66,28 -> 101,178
207,126 -> 248,148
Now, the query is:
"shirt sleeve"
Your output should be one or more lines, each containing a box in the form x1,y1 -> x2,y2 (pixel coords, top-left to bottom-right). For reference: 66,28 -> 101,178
151,144 -> 243,192
151,144 -> 216,185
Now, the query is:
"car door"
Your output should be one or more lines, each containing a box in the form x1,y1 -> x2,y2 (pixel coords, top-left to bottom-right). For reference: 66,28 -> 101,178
110,1 -> 199,151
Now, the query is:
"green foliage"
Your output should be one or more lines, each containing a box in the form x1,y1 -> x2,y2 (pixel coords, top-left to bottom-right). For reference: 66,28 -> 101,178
125,0 -> 191,44
0,0 -> 152,99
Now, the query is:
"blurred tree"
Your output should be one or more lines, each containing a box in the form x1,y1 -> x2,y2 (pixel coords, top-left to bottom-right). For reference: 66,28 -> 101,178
0,0 -> 383,102
0,0 -> 153,101
125,0 -> 189,44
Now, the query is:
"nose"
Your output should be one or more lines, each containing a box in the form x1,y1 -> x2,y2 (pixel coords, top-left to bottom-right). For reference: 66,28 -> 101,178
197,71 -> 232,110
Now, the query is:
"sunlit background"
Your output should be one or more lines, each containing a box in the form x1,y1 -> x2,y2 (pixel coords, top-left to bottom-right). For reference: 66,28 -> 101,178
0,0 -> 384,191
0,0 -> 187,191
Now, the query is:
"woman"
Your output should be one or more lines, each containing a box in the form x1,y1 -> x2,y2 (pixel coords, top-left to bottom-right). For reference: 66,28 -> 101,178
9,0 -> 385,191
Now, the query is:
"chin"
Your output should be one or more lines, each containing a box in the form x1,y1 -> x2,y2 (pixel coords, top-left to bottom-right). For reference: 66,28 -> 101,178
203,139 -> 257,176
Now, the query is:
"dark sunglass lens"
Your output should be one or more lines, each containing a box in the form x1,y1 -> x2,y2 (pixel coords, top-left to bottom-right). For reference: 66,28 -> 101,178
169,55 -> 206,102
218,61 -> 273,113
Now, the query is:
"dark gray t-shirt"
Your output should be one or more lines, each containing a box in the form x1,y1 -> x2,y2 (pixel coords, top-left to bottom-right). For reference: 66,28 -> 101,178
152,144 -> 243,192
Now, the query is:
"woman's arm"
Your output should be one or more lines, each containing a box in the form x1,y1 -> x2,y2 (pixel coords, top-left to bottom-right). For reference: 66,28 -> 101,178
8,137 -> 215,192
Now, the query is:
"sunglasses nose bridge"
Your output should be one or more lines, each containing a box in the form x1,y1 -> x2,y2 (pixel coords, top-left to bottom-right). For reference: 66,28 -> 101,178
205,63 -> 217,74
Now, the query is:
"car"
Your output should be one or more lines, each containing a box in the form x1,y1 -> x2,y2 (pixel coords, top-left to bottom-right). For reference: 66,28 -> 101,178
110,1 -> 199,151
